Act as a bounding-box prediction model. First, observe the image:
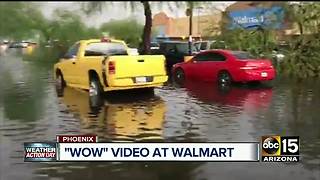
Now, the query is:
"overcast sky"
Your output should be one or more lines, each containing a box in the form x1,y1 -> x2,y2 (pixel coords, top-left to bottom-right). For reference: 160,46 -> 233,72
33,1 -> 234,27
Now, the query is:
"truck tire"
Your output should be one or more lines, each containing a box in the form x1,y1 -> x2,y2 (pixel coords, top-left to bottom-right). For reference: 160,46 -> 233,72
55,72 -> 65,97
89,76 -> 103,109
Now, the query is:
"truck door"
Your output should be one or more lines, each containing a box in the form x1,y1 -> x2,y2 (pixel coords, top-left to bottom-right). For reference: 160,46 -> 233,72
60,43 -> 80,85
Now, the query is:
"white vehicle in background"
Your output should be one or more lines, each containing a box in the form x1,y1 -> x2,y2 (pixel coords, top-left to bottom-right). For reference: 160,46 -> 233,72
272,42 -> 288,63
0,40 -> 9,55
9,41 -> 29,48
127,48 -> 139,55
194,40 -> 227,51
272,50 -> 285,62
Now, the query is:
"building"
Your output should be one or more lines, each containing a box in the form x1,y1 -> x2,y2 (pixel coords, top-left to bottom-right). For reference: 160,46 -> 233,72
152,2 -> 306,42
152,11 -> 222,41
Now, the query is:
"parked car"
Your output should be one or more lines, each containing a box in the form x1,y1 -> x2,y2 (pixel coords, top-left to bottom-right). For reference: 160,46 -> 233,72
272,50 -> 285,62
0,42 -> 9,55
194,40 -> 227,52
151,41 -> 199,70
54,38 -> 168,101
9,42 -> 29,48
150,42 -> 160,54
172,49 -> 276,85
127,48 -> 139,55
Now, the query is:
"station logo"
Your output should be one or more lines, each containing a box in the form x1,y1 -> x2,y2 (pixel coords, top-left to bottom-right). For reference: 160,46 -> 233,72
261,136 -> 299,162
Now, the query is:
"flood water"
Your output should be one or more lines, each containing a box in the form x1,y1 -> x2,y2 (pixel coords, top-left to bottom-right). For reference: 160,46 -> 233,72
0,49 -> 319,180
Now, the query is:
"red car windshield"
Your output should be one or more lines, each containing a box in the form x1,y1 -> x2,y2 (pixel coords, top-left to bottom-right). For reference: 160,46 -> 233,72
232,51 -> 257,60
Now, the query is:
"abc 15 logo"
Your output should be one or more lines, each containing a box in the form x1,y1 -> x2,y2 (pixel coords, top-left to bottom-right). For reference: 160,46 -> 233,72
261,136 -> 299,156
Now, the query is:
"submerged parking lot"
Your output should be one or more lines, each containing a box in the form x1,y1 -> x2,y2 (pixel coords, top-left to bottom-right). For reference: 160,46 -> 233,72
0,50 -> 319,180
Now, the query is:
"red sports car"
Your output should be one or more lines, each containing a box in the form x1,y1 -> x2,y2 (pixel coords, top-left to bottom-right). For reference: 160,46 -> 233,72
172,49 -> 276,85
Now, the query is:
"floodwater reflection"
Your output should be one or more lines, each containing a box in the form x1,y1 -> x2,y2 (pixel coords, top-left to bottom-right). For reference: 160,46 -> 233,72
59,87 -> 166,142
183,80 -> 273,113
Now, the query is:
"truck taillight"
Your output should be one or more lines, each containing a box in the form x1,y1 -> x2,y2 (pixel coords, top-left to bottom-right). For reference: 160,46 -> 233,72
108,61 -> 115,74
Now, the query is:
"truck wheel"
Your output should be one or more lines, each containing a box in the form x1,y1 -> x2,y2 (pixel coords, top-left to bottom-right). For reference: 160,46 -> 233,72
218,71 -> 232,85
55,72 -> 65,97
89,77 -> 103,108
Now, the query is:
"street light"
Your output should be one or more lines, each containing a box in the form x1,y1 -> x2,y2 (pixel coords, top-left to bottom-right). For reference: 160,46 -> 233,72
186,8 -> 193,55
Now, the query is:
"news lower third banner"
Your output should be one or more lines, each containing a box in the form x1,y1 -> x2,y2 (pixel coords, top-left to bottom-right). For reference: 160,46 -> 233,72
58,143 -> 259,161
24,135 -> 300,162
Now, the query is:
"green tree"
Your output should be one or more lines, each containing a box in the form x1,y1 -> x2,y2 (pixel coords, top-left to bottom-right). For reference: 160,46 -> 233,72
0,2 -> 46,40
45,9 -> 100,51
82,2 -> 153,54
280,2 -> 320,78
100,19 -> 143,48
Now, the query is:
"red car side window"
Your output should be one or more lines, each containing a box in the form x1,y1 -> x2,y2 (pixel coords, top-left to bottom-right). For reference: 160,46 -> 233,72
194,52 -> 226,62
194,53 -> 209,61
208,52 -> 226,61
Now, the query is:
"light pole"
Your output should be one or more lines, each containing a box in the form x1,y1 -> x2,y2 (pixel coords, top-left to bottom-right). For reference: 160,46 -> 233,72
186,7 -> 193,55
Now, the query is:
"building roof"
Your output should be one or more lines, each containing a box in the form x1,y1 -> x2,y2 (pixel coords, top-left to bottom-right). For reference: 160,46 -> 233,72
225,1 -> 285,11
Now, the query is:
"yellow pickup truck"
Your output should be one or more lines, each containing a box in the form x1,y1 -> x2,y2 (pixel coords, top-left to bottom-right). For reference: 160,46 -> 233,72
54,38 -> 168,98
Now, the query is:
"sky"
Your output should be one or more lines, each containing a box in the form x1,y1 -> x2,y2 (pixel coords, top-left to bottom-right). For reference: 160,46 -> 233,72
34,1 -> 235,28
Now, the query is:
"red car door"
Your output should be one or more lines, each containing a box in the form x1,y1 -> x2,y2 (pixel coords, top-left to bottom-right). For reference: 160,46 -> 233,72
185,53 -> 209,80
198,52 -> 228,82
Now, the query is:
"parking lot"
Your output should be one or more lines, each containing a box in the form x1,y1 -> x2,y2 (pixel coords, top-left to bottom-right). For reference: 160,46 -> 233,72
0,50 -> 319,180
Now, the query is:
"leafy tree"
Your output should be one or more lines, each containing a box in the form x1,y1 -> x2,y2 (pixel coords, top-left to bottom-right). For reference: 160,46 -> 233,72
280,2 -> 320,78
100,19 -> 143,48
0,2 -> 46,40
41,9 -> 100,52
82,2 -> 153,54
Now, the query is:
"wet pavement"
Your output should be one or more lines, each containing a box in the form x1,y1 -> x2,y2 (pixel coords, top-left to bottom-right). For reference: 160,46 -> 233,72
0,49 -> 319,180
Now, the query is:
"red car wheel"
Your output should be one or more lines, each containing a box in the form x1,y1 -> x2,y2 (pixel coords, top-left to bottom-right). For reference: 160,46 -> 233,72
218,71 -> 232,85
174,68 -> 185,84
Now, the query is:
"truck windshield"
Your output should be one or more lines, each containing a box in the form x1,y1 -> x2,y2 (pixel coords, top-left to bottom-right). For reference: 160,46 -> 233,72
85,42 -> 128,56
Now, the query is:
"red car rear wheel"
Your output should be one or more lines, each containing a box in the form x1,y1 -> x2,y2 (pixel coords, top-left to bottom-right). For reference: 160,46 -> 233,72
218,71 -> 232,85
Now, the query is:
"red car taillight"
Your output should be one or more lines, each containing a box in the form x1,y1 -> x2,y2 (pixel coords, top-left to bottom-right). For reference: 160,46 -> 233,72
108,61 -> 115,74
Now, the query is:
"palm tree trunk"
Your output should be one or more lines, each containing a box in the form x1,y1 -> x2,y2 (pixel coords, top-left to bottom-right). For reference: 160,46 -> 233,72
298,22 -> 303,35
141,1 -> 152,55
